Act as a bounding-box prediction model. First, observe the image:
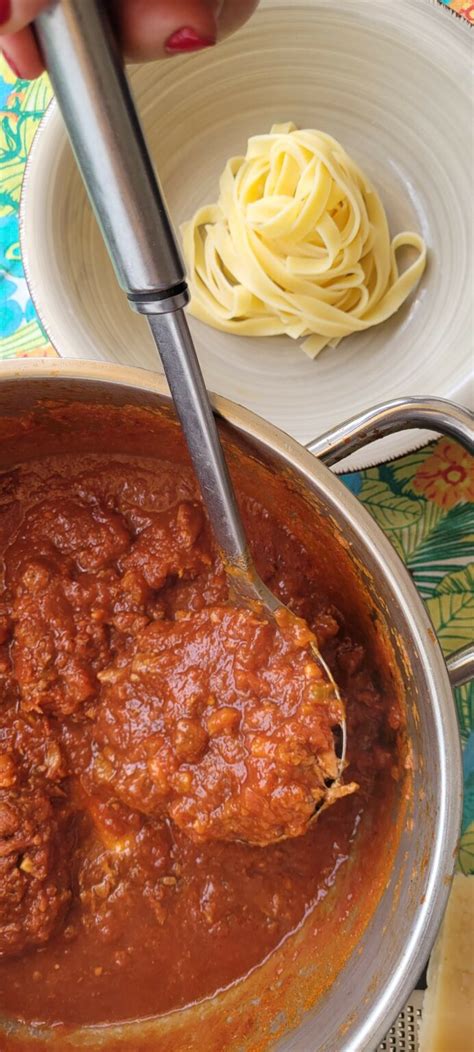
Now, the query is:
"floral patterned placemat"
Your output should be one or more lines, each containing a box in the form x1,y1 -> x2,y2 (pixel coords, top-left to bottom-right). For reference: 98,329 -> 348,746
0,0 -> 473,872
344,444 -> 474,873
438,0 -> 474,17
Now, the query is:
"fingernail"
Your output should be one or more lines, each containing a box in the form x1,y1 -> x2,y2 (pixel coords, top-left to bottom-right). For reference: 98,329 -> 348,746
1,49 -> 21,78
0,0 -> 10,26
165,26 -> 216,53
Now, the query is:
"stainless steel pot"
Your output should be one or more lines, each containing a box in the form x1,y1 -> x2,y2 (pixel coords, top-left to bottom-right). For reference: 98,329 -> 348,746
0,358 -> 472,1052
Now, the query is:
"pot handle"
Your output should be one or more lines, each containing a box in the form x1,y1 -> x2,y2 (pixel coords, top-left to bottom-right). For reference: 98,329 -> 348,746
446,645 -> 474,689
305,396 -> 473,466
307,396 -> 474,690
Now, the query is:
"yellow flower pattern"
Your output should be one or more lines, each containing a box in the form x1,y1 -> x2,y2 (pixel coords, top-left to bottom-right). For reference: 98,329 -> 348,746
412,439 -> 474,510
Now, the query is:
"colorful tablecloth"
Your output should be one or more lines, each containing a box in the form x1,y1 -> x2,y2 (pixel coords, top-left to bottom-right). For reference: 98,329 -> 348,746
0,1 -> 473,874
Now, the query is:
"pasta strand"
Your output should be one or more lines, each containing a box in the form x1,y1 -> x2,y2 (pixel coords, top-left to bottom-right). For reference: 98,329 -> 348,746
181,123 -> 427,358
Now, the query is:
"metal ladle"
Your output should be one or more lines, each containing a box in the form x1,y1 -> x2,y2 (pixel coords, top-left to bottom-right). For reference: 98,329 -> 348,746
34,0 -> 347,793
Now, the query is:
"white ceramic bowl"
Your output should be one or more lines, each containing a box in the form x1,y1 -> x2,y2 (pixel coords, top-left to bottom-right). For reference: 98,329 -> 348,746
20,0 -> 472,469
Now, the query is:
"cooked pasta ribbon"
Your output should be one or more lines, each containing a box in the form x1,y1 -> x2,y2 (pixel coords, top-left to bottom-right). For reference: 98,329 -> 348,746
182,123 -> 426,357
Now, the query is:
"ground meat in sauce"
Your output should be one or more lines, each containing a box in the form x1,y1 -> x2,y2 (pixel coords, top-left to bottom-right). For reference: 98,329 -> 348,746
0,787 -> 71,957
93,604 -> 351,845
0,453 -> 398,1028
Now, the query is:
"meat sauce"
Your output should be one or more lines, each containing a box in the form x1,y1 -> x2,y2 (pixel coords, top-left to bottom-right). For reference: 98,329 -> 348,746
0,452 -> 401,1031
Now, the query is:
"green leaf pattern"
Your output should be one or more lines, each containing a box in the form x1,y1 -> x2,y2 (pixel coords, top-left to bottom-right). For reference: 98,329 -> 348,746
456,682 -> 474,747
359,475 -> 425,533
458,823 -> 474,876
426,566 -> 474,655
357,447 -> 474,871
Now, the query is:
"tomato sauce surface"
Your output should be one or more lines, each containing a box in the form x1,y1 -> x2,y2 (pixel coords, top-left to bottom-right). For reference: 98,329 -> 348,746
0,452 -> 401,1030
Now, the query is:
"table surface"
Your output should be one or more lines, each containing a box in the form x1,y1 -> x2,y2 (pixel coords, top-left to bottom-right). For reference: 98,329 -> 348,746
0,1 -> 472,879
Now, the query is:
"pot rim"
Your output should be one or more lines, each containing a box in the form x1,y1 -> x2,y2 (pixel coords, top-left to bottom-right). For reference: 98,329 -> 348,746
0,357 -> 463,1051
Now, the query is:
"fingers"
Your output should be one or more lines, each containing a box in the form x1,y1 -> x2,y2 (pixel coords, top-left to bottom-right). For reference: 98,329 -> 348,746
114,0 -> 220,60
0,0 -> 48,33
0,0 -> 48,78
1,27 -> 44,79
0,0 -> 260,80
111,0 -> 259,60
217,0 -> 259,39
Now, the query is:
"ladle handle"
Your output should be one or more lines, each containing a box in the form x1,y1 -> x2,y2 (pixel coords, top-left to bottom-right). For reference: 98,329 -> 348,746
35,0 -> 260,591
147,310 -> 259,588
34,0 -> 187,314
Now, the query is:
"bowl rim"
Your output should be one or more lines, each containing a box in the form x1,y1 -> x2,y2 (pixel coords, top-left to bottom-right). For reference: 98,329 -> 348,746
18,0 -> 473,472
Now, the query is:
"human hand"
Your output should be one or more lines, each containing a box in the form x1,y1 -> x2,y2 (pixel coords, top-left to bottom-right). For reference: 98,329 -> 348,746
0,0 -> 259,79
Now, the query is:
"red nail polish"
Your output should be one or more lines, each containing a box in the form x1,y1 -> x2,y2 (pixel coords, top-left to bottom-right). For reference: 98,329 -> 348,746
0,1 -> 11,26
165,26 -> 216,53
1,49 -> 21,79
